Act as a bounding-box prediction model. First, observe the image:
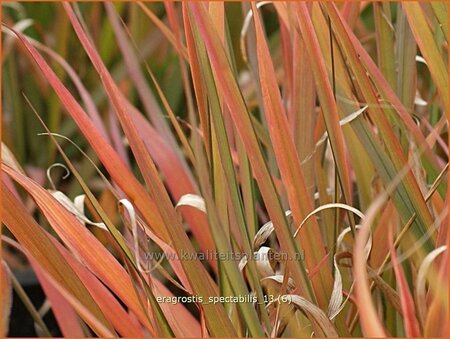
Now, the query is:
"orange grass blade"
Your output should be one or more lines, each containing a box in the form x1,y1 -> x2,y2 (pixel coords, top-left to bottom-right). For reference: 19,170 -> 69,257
188,1 -> 314,303
295,2 -> 352,207
128,107 -> 216,263
3,165 -> 157,332
108,12 -> 215,255
50,240 -> 148,337
10,27 -> 170,243
291,24 -> 316,199
389,229 -> 421,337
251,2 -> 332,308
353,208 -> 386,337
11,22 -> 231,335
6,235 -> 145,337
61,5 -> 236,334
26,257 -> 116,338
186,14 -> 271,333
1,180 -> 114,336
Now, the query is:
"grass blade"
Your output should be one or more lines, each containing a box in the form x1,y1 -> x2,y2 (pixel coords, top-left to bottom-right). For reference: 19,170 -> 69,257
188,2 -> 315,305
61,5 -> 236,334
403,2 -> 448,111
1,262 -> 13,337
252,3 -> 333,308
324,2 -> 436,253
2,180 -> 114,336
296,2 -> 353,208
389,229 -> 421,337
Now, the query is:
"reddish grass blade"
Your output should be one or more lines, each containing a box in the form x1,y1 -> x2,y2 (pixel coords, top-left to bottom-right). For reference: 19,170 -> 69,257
11,27 -> 170,243
425,287 -> 449,337
39,108 -> 203,335
341,2 -> 361,29
62,3 -> 173,220
353,215 -> 386,337
108,110 -> 131,166
51,240 -> 148,337
389,229 -> 421,337
370,202 -> 397,269
188,1 -> 315,304
291,25 -> 316,199
24,36 -> 109,140
61,5 -> 236,335
208,2 -> 225,42
251,2 -> 332,308
5,229 -> 145,337
128,107 -> 216,266
27,256 -> 116,338
3,165 -> 157,332
105,3 -> 180,151
1,262 -> 12,337
295,2 -> 352,207
33,266 -> 85,337
185,10 -> 271,333
6,190 -> 198,337
152,281 -> 201,337
11,23 -> 227,335
309,4 -> 375,212
2,180 -> 114,336
107,11 -> 215,256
